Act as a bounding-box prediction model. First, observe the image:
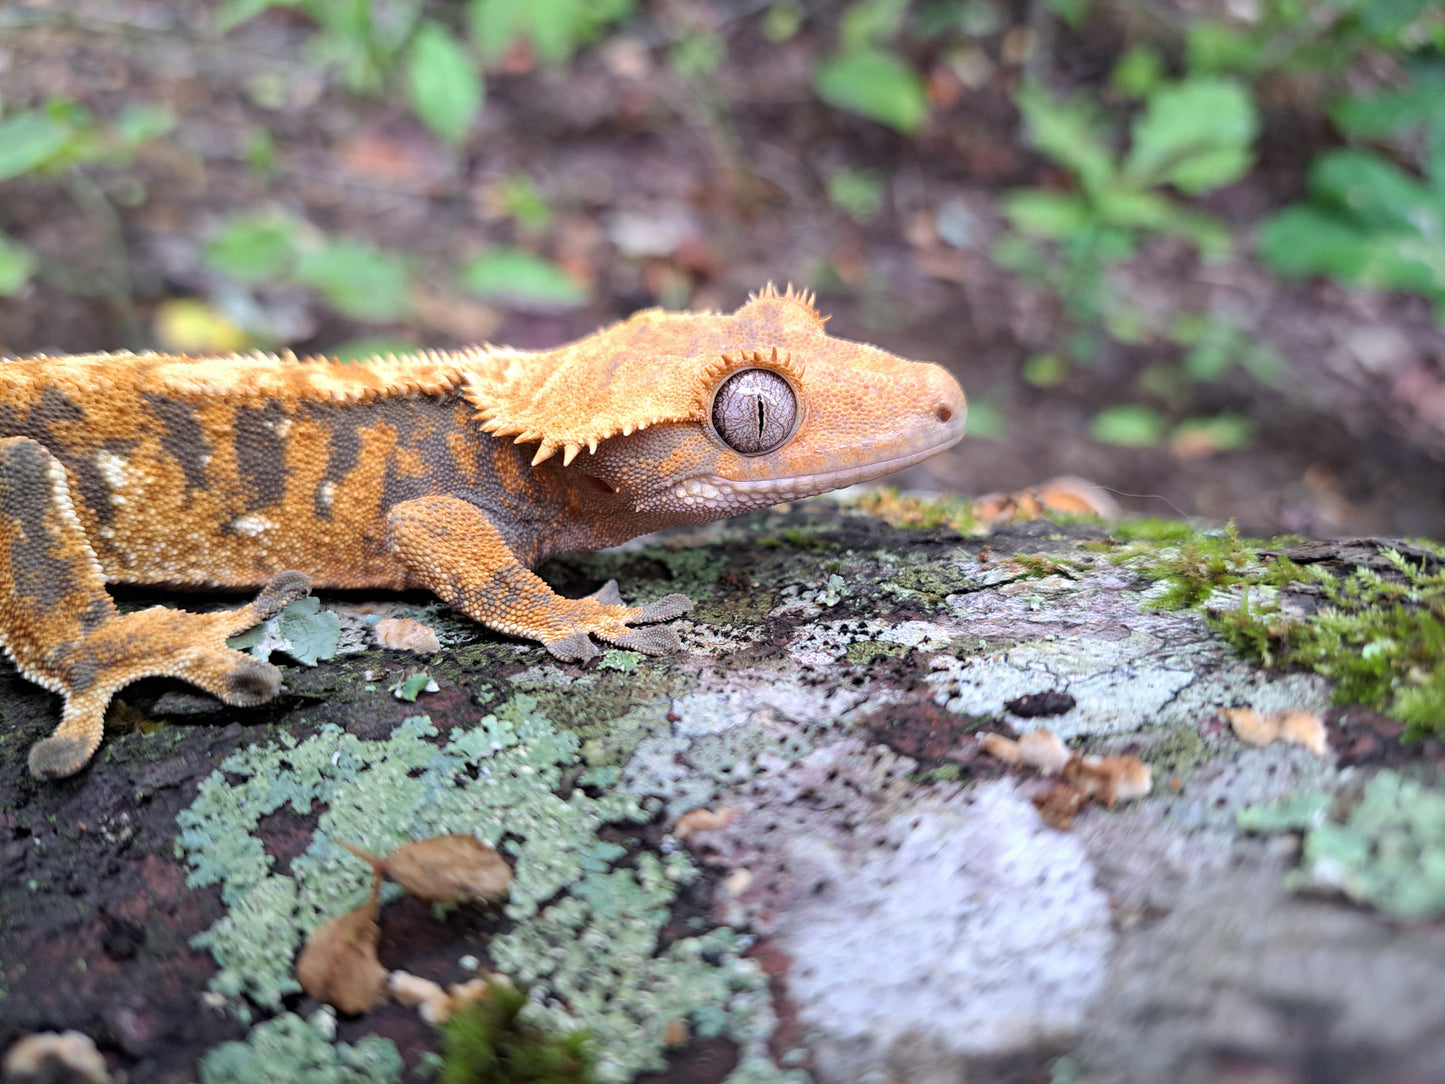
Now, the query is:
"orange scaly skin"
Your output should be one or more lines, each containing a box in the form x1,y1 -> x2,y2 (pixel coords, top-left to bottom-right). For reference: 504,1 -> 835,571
0,286 -> 966,778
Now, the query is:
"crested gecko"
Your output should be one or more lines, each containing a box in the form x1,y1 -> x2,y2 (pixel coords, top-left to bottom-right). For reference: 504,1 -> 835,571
0,285 -> 966,778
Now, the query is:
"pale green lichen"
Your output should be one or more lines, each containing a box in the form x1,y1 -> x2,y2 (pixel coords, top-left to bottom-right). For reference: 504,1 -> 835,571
1239,771 -> 1445,919
175,696 -> 794,1082
199,1010 -> 400,1084
596,650 -> 641,673
226,595 -> 343,666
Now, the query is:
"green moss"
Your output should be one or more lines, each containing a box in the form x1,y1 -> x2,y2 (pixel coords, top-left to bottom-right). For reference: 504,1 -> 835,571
758,527 -> 831,550
888,564 -> 977,605
848,487 -> 976,534
843,640 -> 909,665
175,697 -> 790,1082
1116,522 -> 1262,609
439,979 -> 594,1084
199,1011 -> 401,1084
1137,723 -> 1211,785
1212,548 -> 1445,739
1093,524 -> 1445,741
1240,772 -> 1445,920
1102,517 -> 1204,543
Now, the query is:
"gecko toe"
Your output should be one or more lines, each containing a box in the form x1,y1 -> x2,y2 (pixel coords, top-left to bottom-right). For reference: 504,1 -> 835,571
545,631 -> 599,663
609,625 -> 681,656
585,580 -> 625,606
633,594 -> 693,623
252,571 -> 313,618
28,735 -> 92,779
223,658 -> 284,704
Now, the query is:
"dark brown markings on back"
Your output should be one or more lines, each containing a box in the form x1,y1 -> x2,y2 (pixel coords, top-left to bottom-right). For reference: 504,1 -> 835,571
305,403 -> 364,519
378,395 -> 477,511
0,387 -> 87,452
0,388 -> 127,526
65,439 -> 137,529
143,393 -> 211,493
234,402 -> 287,511
0,437 -> 82,610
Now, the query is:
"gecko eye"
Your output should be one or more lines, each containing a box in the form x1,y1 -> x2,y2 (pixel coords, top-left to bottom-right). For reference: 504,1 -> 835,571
711,368 -> 797,454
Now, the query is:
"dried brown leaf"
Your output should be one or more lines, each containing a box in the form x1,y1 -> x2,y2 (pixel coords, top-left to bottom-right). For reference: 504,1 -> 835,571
296,875 -> 387,1014
673,807 -> 737,839
383,834 -> 513,903
1223,707 -> 1328,756
373,617 -> 441,654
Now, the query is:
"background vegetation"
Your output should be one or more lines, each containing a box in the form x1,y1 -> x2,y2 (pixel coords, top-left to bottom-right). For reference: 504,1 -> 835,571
1,0 -> 1443,536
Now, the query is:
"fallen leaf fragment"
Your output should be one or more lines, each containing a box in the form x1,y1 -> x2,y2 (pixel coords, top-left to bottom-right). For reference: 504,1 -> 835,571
980,729 -> 1071,773
1063,754 -> 1154,806
374,616 -> 441,653
673,807 -> 737,839
980,728 -> 1152,827
388,970 -> 447,1010
342,834 -> 513,903
973,475 -> 1120,524
296,874 -> 388,1015
1018,729 -> 1073,774
3,1031 -> 110,1083
1034,782 -> 1087,831
979,732 -> 1023,764
390,969 -> 509,1025
1223,707 -> 1328,756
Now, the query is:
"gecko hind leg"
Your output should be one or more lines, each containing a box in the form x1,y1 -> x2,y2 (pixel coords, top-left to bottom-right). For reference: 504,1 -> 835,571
0,437 -> 312,779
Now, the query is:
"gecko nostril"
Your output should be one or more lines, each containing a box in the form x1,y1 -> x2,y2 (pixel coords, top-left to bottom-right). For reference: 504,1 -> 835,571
937,406 -> 953,423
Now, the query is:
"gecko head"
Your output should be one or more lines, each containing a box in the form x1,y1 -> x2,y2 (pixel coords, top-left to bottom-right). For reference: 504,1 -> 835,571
550,285 -> 967,522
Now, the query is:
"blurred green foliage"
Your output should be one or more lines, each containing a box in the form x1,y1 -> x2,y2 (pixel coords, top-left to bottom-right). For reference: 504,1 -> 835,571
0,0 -> 1441,405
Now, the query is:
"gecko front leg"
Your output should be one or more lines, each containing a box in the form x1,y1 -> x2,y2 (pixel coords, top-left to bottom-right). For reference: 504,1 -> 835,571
385,495 -> 692,662
0,436 -> 312,778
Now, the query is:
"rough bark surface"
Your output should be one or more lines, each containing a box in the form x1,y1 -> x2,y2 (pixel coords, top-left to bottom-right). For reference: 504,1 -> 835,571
1,498 -> 1442,1084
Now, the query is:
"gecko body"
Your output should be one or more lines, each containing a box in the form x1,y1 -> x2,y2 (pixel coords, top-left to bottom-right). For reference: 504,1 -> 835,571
0,286 -> 966,777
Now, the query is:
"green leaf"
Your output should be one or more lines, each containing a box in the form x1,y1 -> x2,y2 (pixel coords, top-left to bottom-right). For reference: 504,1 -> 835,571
407,20 -> 483,146
327,337 -> 420,362
0,232 -> 34,296
204,216 -> 298,283
1111,44 -> 1163,100
1001,190 -> 1091,239
1170,414 -> 1252,454
276,596 -> 342,667
113,102 -> 176,147
468,0 -> 529,63
0,111 -> 72,181
1308,149 -> 1437,233
1256,205 -> 1372,281
814,49 -> 927,134
827,168 -> 884,223
1014,84 -> 1114,197
214,0 -> 298,33
1125,78 -> 1257,194
1333,72 -> 1445,140
528,0 -> 587,65
961,400 -> 1005,439
1183,19 -> 1260,75
391,670 -> 435,701
294,240 -> 411,322
1090,404 -> 1166,446
1022,352 -> 1066,387
1042,0 -> 1089,28
839,0 -> 910,52
459,247 -> 587,307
